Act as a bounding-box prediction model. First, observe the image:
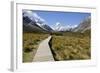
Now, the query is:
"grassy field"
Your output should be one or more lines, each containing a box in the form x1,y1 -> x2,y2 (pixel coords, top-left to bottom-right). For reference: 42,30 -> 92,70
50,32 -> 91,61
23,33 -> 49,62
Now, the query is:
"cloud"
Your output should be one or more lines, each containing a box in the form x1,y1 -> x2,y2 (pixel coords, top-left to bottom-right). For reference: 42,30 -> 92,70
26,10 -> 33,15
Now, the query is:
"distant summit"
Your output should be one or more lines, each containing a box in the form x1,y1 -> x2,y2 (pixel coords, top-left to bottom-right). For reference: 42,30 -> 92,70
53,22 -> 77,31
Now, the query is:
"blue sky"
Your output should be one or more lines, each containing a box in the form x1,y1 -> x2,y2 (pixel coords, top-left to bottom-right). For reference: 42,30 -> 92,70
24,10 -> 91,28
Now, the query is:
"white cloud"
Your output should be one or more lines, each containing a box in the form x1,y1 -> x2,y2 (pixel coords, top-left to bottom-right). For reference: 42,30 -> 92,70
26,10 -> 33,15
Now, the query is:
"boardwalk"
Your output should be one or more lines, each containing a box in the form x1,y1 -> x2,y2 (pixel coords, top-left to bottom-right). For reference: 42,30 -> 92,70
33,36 -> 54,62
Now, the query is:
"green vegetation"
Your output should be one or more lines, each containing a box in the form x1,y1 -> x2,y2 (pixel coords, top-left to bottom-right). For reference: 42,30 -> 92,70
50,32 -> 91,61
23,33 -> 49,62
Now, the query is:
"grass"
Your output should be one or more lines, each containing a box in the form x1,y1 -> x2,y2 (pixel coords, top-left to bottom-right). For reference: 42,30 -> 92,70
23,33 -> 49,63
50,32 -> 91,61
23,31 -> 91,62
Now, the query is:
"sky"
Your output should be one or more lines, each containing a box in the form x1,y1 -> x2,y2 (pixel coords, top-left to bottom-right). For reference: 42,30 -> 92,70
23,10 -> 91,29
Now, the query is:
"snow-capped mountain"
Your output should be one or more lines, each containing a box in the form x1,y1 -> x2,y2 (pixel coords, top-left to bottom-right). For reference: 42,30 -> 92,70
23,10 -> 90,33
23,16 -> 46,32
53,22 -> 78,31
73,16 -> 91,33
23,10 -> 53,32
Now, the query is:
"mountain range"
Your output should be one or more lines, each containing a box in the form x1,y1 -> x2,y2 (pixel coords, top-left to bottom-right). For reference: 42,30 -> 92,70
23,10 -> 91,33
53,22 -> 78,31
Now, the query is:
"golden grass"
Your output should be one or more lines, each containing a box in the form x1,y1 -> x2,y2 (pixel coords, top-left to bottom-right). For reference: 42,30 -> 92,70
23,33 -> 49,63
51,33 -> 91,61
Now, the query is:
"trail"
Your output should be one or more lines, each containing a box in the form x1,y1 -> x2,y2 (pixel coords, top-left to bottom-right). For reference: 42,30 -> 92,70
33,36 -> 54,62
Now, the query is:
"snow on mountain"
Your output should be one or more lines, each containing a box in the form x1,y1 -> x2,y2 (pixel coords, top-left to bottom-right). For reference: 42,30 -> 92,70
73,16 -> 91,33
23,10 -> 45,25
23,10 -> 53,31
53,22 -> 78,31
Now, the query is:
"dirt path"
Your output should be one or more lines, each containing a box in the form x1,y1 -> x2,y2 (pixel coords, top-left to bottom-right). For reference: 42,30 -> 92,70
33,36 -> 54,62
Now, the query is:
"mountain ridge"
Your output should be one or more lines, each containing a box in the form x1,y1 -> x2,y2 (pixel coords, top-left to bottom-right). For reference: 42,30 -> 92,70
23,10 -> 53,32
23,10 -> 91,33
73,16 -> 91,33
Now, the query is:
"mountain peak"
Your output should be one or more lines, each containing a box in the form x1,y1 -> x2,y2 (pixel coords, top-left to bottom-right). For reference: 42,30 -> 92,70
53,22 -> 78,31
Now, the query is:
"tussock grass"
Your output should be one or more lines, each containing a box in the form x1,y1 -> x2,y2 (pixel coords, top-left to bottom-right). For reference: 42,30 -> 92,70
50,32 -> 91,61
23,33 -> 49,62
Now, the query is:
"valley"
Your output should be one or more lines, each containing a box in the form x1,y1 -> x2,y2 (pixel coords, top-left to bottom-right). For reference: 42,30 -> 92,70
22,10 -> 91,62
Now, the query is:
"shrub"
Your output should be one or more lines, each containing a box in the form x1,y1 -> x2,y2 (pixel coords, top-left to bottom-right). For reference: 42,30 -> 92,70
50,32 -> 91,61
24,47 -> 33,52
